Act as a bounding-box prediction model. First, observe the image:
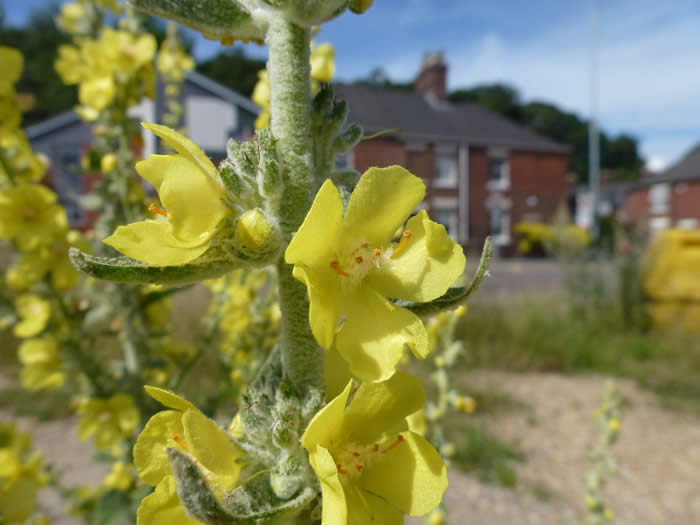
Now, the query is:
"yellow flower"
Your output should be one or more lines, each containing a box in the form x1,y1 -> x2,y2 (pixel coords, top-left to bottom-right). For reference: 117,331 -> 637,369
103,462 -> 135,491
310,42 -> 335,83
101,153 -> 117,174
0,422 -> 47,523
134,387 -> 243,524
1,131 -> 48,183
608,418 -> 620,433
14,294 -> 51,338
0,46 -> 23,131
157,42 -> 195,83
286,166 -> 465,382
56,2 -> 87,34
18,338 -> 65,391
301,372 -> 448,524
79,76 -> 115,111
76,394 -> 140,452
0,184 -> 67,251
9,229 -> 87,291
103,123 -> 231,266
54,44 -> 85,85
453,395 -> 476,414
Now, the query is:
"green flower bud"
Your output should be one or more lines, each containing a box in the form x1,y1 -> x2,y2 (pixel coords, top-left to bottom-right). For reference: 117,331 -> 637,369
349,0 -> 373,14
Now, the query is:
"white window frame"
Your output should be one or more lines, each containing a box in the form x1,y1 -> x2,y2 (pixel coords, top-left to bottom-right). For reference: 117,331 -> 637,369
432,196 -> 458,240
649,183 -> 670,214
434,152 -> 458,188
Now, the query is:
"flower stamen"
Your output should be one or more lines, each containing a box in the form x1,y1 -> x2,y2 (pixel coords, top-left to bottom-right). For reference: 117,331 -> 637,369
171,433 -> 189,450
391,230 -> 412,259
330,260 -> 350,277
148,203 -> 168,217
382,434 -> 405,454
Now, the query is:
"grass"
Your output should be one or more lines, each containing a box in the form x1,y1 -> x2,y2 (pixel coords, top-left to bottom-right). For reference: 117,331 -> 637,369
451,423 -> 525,488
457,295 -> 700,415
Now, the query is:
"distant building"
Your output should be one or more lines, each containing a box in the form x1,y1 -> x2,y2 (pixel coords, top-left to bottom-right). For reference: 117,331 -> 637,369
25,71 -> 259,228
621,144 -> 700,235
334,52 -> 570,255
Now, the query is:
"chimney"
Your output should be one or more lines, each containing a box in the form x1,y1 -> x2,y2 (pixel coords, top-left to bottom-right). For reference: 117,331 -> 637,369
415,52 -> 447,100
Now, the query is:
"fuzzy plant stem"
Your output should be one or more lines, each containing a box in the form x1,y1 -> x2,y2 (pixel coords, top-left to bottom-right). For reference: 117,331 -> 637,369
267,17 -> 323,392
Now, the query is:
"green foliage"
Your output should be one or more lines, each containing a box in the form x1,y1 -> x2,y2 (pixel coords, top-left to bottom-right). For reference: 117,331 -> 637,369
0,6 -> 77,126
452,423 -> 525,488
197,48 -> 266,97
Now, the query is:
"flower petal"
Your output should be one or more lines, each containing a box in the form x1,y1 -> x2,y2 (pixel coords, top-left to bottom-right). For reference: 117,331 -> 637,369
158,157 -> 228,244
142,122 -> 217,179
145,386 -> 198,412
308,445 -> 347,525
367,210 -> 465,302
103,220 -> 210,266
181,409 -> 242,496
341,372 -> 424,444
135,154 -> 179,191
293,265 -> 342,349
302,381 -> 352,451
360,431 -> 447,516
285,179 -> 343,269
345,486 -> 403,525
133,411 -> 184,486
137,476 -> 200,525
335,288 -> 428,382
324,346 -> 352,401
342,166 -> 425,248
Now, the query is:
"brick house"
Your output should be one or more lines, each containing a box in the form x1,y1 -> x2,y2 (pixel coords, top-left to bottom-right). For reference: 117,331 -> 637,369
621,143 -> 700,235
334,53 -> 570,255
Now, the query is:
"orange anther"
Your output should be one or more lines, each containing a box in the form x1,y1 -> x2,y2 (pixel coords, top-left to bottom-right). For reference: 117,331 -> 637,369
171,433 -> 189,450
355,256 -> 364,264
356,465 -> 363,472
148,203 -> 168,217
372,444 -> 379,452
336,464 -> 346,474
352,452 -> 360,457
330,260 -> 350,277
373,248 -> 382,258
382,434 -> 405,454
390,230 -> 412,259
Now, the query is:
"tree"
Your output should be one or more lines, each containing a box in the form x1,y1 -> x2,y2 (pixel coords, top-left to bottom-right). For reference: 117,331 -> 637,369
449,83 -> 523,122
196,47 -> 266,97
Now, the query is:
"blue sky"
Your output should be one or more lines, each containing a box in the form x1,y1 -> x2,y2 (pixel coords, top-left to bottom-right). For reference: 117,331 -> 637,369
6,0 -> 700,171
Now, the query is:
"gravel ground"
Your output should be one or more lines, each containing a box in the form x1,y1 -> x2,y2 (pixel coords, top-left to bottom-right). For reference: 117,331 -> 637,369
4,371 -> 700,524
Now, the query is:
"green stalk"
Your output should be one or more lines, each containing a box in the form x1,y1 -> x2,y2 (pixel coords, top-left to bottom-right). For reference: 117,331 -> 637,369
267,17 -> 323,392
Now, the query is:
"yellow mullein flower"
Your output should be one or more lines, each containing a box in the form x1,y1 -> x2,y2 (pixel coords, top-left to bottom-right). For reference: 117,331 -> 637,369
56,2 -> 87,34
104,123 -> 231,266
310,42 -> 335,83
134,387 -> 243,524
0,46 -> 22,131
14,294 -> 51,338
251,70 -> 270,129
301,372 -> 448,524
0,184 -> 67,251
285,166 -> 465,382
76,394 -> 140,452
79,76 -> 115,112
0,422 -> 48,524
18,337 -> 65,390
103,462 -> 135,491
101,28 -> 156,76
1,131 -> 48,183
157,42 -> 195,83
54,44 -> 85,85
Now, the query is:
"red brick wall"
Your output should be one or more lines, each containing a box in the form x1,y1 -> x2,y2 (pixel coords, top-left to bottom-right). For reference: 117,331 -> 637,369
622,188 -> 648,224
672,182 -> 700,223
468,147 -> 490,240
353,139 -> 407,172
509,150 -> 569,227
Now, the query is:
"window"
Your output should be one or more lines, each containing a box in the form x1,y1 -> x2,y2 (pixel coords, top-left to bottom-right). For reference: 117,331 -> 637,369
487,150 -> 510,190
488,205 -> 511,245
649,183 -> 670,214
434,154 -> 457,187
335,153 -> 349,170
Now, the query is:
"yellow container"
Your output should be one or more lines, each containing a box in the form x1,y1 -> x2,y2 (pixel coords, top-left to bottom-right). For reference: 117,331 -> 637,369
643,229 -> 700,330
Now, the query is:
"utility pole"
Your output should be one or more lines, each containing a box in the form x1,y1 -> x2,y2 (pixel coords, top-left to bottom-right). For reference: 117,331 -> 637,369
589,0 -> 600,240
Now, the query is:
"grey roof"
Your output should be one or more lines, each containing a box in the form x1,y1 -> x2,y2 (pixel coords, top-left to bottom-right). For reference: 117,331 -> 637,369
332,83 -> 569,154
632,143 -> 700,190
25,72 -> 258,140
25,110 -> 80,140
186,71 -> 259,114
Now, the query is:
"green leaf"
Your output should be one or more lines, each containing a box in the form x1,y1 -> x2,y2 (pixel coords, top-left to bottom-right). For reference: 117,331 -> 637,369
95,489 -> 131,525
222,472 -> 317,524
395,237 -> 493,316
69,248 -> 234,285
130,0 -> 266,43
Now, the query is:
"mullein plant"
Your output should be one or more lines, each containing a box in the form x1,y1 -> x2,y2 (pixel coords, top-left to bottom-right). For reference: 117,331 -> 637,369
156,22 -> 195,135
421,303 -> 485,525
580,381 -> 621,525
68,1 -> 492,523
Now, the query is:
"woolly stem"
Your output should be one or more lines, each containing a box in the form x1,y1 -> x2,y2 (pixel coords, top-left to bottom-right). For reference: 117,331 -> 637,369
267,17 -> 323,392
